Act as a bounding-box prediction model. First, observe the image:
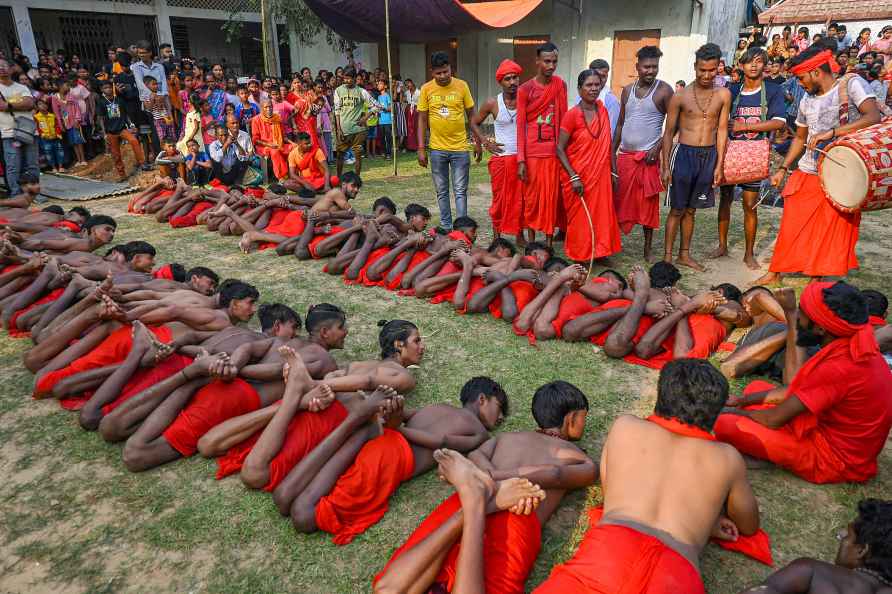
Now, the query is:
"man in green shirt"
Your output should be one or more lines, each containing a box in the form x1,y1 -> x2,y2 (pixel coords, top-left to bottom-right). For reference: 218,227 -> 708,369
333,67 -> 375,177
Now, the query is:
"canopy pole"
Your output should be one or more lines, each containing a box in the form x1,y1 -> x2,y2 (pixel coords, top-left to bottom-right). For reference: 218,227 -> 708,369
385,0 -> 398,176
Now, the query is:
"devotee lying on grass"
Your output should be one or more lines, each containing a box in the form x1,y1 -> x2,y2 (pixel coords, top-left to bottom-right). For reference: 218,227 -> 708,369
533,359 -> 760,594
0,172 -> 42,214
272,361 -> 506,546
715,283 -> 892,484
374,380 -> 596,593
6,215 -> 117,255
79,302 -> 303,432
738,499 -> 892,594
0,205 -> 90,235
127,176 -> 178,214
210,172 -> 361,253
28,279 -> 258,396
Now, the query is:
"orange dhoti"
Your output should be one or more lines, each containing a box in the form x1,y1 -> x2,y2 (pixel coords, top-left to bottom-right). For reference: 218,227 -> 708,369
101,353 -> 194,415
34,324 -> 173,397
768,170 -> 860,277
533,507 -> 704,594
162,378 -> 263,457
215,400 -> 348,491
374,492 -> 542,594
256,145 -> 292,180
522,156 -> 561,235
314,428 -> 415,545
489,154 -> 523,235
713,380 -> 853,484
683,314 -> 728,360
615,151 -> 662,233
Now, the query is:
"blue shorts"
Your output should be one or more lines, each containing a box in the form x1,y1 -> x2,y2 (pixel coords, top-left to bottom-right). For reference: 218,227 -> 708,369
668,144 -> 717,210
66,127 -> 85,146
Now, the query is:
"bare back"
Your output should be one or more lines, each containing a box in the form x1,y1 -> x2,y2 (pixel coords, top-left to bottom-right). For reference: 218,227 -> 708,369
309,188 -> 350,214
674,85 -> 730,147
600,415 -> 756,565
404,404 -> 488,475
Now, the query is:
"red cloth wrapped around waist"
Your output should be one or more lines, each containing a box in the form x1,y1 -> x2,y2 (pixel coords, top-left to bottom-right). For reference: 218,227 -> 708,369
374,491 -> 542,594
162,378 -> 263,457
169,200 -> 214,228
681,314 -> 728,360
429,260 -> 462,305
344,246 -> 392,287
315,428 -> 415,545
8,287 -> 64,338
265,209 -> 306,237
385,250 -> 431,291
215,400 -> 348,491
533,506 -> 705,594
52,220 -> 82,232
551,291 -> 600,339
100,353 -> 194,415
308,225 -> 346,259
37,324 -> 172,398
616,151 -> 663,234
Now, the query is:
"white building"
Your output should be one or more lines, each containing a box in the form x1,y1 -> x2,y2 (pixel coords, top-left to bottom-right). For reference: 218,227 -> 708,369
758,0 -> 892,48
2,0 -> 748,99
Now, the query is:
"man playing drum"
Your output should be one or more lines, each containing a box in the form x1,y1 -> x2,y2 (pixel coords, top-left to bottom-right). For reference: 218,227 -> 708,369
756,40 -> 881,285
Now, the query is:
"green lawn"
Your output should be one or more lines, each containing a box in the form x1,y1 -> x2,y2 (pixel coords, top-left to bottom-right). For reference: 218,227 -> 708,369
0,153 -> 890,593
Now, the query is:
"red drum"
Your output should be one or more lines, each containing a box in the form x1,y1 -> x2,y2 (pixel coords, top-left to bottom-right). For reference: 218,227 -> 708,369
819,118 -> 892,213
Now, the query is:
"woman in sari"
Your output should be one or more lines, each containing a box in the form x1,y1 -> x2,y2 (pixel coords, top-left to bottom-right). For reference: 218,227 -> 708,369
251,98 -> 294,181
288,78 -> 320,150
555,69 -> 621,264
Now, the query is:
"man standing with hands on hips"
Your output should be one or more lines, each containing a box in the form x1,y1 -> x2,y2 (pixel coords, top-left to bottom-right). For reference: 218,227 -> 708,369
417,51 -> 482,232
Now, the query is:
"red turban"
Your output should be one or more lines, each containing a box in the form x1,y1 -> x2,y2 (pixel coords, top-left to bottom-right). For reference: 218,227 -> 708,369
495,59 -> 522,83
799,282 -> 879,361
789,50 -> 840,75
152,264 -> 174,280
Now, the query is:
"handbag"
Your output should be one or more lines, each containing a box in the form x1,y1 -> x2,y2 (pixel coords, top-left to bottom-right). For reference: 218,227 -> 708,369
722,83 -> 770,186
0,90 -> 36,144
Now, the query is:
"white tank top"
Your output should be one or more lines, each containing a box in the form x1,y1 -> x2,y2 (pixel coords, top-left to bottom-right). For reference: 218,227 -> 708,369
493,93 -> 518,156
619,80 -> 666,152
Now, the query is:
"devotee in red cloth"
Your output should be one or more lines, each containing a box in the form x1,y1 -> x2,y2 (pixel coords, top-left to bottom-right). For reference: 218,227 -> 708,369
470,59 -> 523,244
251,99 -> 295,182
284,132 -> 336,193
556,69 -> 621,263
755,43 -> 881,285
374,380 -> 595,594
517,42 -> 568,246
715,283 -> 892,484
613,45 -> 673,261
534,359 -> 760,594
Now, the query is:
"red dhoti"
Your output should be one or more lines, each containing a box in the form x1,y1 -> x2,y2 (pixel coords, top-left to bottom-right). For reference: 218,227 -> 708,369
768,170 -> 860,277
162,378 -> 263,457
522,157 -> 561,235
35,324 -> 173,397
256,145 -> 292,180
374,492 -> 542,593
615,151 -> 662,234
489,154 -> 522,235
215,400 -> 348,491
8,287 -> 64,338
714,382 -> 852,484
101,353 -> 194,415
683,314 -> 728,360
533,507 -> 704,594
169,200 -> 214,228
314,428 -> 415,545
551,291 -> 599,339
307,225 -> 346,259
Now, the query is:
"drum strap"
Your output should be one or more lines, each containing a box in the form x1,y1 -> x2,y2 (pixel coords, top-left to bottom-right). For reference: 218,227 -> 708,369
730,83 -> 767,125
837,73 -> 858,126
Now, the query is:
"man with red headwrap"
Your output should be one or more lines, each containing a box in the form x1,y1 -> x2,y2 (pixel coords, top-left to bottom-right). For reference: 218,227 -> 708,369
470,59 -> 524,245
755,42 -> 882,284
716,282 -> 892,484
517,42 -> 567,247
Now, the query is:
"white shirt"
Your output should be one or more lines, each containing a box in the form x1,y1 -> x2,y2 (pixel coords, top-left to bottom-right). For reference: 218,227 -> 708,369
0,81 -> 34,139
795,76 -> 874,174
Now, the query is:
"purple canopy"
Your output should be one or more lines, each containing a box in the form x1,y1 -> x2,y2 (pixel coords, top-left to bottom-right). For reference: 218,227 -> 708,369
304,0 -> 545,42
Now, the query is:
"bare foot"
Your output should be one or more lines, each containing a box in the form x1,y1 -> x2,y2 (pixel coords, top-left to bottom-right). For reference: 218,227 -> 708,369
753,271 -> 780,285
629,264 -> 651,293
131,321 -> 156,365
238,233 -> 254,254
708,244 -> 729,259
433,448 -> 491,500
492,478 -> 546,515
184,350 -> 226,379
743,254 -> 761,270
99,295 -> 126,321
356,385 -> 399,420
643,250 -> 657,264
676,252 -> 706,272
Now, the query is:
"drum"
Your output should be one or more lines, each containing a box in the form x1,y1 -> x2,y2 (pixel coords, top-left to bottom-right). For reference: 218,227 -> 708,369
819,119 -> 892,213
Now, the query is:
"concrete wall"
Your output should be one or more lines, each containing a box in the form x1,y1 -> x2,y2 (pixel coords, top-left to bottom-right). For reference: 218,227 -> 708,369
398,43 -> 426,85
286,31 -> 377,76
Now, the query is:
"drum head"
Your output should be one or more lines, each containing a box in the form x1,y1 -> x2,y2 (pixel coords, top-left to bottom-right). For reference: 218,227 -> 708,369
822,145 -> 868,208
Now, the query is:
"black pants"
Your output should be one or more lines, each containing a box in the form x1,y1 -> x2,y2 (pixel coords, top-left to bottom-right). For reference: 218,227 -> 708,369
211,160 -> 247,186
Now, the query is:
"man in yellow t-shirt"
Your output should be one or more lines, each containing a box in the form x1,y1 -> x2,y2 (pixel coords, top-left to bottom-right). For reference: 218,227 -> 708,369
416,51 -> 483,231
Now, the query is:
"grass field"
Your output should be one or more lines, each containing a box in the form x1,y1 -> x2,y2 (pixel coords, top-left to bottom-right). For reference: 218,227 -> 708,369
1,153 -> 890,593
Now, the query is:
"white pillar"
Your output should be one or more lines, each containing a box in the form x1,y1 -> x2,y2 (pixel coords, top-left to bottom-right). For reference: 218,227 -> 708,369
10,3 -> 37,64
154,0 -> 174,47
289,29 -> 301,76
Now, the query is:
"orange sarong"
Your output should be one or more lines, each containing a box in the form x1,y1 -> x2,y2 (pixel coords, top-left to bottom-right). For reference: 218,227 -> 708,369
768,170 -> 860,276
162,378 -> 263,457
100,353 -> 194,416
314,428 -> 415,545
615,151 -> 662,234
489,154 -> 522,235
34,324 -> 173,397
522,156 -> 561,235
683,314 -> 728,360
374,492 -> 542,594
215,400 -> 348,491
559,105 -> 621,261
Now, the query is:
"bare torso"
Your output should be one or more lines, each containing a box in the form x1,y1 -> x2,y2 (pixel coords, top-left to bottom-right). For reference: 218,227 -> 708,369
404,404 -> 487,475
676,85 -> 729,147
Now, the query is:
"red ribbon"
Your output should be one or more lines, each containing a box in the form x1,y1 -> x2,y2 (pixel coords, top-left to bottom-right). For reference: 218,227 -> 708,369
789,50 -> 840,75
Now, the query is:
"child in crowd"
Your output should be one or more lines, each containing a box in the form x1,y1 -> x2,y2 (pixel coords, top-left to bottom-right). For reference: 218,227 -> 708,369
143,75 -> 175,144
34,98 -> 65,173
184,138 -> 212,186
52,77 -> 86,168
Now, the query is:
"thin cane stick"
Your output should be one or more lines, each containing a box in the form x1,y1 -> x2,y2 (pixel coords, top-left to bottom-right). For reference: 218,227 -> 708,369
814,147 -> 847,168
573,187 -> 597,281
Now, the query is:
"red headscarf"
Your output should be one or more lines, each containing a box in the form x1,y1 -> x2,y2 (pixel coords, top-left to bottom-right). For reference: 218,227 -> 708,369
153,264 -> 174,280
789,50 -> 840,75
495,59 -> 523,83
799,281 -> 879,362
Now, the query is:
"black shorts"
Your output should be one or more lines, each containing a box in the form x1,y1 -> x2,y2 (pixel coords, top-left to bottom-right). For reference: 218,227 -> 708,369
668,144 -> 717,210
